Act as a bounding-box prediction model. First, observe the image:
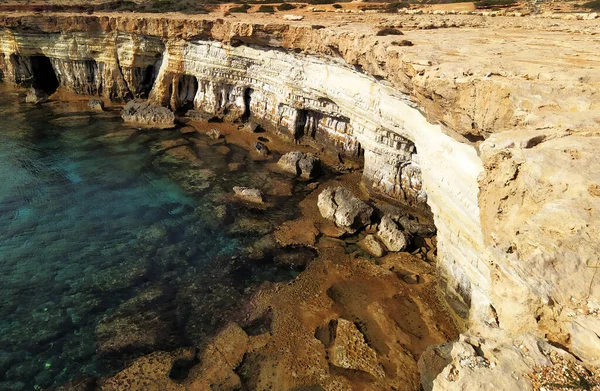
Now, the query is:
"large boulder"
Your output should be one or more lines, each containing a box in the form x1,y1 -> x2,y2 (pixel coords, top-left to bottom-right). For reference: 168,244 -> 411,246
122,100 -> 175,129
377,214 -> 409,252
278,151 -> 321,179
317,186 -> 373,233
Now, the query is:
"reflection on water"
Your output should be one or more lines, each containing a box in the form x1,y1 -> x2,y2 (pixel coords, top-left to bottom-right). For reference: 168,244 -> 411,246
0,88 -> 308,390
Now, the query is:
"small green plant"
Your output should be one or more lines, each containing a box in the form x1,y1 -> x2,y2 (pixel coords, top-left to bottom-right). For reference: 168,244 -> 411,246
257,4 -> 275,12
277,2 -> 296,10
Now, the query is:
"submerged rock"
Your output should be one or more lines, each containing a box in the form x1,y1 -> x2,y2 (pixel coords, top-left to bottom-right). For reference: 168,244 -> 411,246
233,186 -> 264,204
88,99 -> 105,112
122,100 -> 175,129
317,186 -> 373,233
278,151 -> 321,179
377,214 -> 409,252
25,88 -> 48,105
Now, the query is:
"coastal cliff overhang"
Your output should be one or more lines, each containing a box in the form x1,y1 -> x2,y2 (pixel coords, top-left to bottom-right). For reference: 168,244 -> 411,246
1,12 -> 600,367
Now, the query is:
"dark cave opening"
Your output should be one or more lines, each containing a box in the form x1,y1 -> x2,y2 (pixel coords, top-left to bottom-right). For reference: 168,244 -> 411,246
177,74 -> 198,112
30,55 -> 59,94
242,87 -> 253,121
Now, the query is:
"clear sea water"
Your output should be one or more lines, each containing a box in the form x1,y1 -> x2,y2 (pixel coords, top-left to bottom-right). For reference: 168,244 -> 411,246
0,87 -> 308,390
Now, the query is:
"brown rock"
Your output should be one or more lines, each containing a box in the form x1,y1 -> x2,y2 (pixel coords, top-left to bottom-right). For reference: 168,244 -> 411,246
358,234 -> 387,257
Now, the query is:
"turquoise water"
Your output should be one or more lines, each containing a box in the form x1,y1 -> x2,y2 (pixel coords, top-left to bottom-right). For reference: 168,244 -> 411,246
0,88 -> 307,390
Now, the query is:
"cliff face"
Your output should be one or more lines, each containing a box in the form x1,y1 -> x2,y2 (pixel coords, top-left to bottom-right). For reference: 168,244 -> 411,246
1,12 -> 599,373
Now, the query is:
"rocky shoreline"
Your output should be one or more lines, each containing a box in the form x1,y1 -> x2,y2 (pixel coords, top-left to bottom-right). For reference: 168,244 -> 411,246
0,10 -> 599,391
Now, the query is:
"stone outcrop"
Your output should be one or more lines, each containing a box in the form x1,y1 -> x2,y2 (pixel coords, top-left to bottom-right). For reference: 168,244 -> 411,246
121,100 -> 175,128
317,186 -> 373,233
89,99 -> 105,112
1,12 -> 599,384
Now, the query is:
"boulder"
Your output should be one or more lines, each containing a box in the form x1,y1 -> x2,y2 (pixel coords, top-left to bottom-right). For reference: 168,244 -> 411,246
278,151 -> 321,179
233,187 -> 264,204
88,99 -> 105,112
253,141 -> 269,156
377,215 -> 409,252
122,100 -> 175,129
358,234 -> 386,257
317,186 -> 373,233
207,128 -> 221,140
25,88 -> 48,105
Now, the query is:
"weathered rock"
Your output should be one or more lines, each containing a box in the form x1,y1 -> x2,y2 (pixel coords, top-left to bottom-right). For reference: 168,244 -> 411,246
277,151 -> 321,179
317,186 -> 373,233
25,88 -> 47,104
425,332 -> 586,391
253,141 -> 269,156
88,99 -> 105,112
358,234 -> 387,257
207,127 -> 221,140
329,319 -> 385,378
233,186 -> 264,204
122,100 -> 175,129
377,215 -> 409,252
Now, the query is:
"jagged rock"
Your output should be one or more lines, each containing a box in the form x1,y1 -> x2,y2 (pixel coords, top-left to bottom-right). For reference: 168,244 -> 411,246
277,151 -> 321,179
317,186 -> 373,233
329,319 -> 385,378
253,141 -> 269,156
377,215 -> 409,252
122,100 -> 175,129
88,99 -> 105,112
233,186 -> 264,204
207,128 -> 221,140
25,88 -> 48,104
358,234 -> 386,257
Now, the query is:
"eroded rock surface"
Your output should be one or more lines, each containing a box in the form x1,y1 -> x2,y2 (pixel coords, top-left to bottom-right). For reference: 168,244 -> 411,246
122,100 -> 175,128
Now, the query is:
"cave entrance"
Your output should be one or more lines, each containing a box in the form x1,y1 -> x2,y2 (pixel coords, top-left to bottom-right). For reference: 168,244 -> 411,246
242,87 -> 253,121
177,74 -> 198,112
30,55 -> 59,94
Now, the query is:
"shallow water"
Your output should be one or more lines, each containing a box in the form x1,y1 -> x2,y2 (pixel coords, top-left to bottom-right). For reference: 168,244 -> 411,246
0,89 -> 309,390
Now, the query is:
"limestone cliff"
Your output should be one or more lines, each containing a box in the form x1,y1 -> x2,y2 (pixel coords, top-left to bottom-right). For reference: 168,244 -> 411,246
0,11 -> 599,383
